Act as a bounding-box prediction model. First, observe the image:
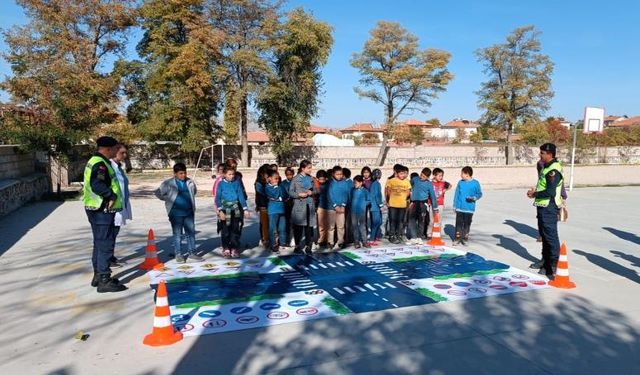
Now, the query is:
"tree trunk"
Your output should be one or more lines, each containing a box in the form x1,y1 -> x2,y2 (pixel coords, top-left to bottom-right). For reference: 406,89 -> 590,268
505,123 -> 512,165
240,93 -> 249,167
375,101 -> 394,166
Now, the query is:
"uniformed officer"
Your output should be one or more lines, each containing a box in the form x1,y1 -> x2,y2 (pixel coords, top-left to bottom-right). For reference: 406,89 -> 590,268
527,143 -> 563,280
84,136 -> 127,293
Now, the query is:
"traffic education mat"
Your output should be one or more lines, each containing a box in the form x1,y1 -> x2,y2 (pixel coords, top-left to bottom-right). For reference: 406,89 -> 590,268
148,244 -> 549,336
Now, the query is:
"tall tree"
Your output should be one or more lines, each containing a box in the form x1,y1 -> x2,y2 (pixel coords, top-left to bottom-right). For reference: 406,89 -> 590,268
122,0 -> 223,153
257,8 -> 333,164
351,21 -> 452,165
476,25 -> 554,164
1,0 -> 136,158
222,83 -> 241,143
210,0 -> 279,166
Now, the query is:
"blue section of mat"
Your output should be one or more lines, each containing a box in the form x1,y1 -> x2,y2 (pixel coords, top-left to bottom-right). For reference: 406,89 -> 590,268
166,251 -> 509,312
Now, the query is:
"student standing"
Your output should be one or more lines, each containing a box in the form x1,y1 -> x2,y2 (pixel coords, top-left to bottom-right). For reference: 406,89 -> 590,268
216,165 -> 250,257
281,167 -> 295,246
155,163 -> 202,263
407,168 -> 438,244
385,167 -> 412,244
255,164 -> 270,249
350,175 -> 370,248
288,160 -> 317,255
452,166 -> 483,246
265,170 -> 287,254
315,170 -> 331,248
328,166 -> 350,249
428,168 -> 452,237
368,169 -> 384,245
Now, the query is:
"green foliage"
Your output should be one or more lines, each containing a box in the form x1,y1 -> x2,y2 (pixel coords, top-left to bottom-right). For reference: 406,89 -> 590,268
351,21 -> 453,164
476,25 -> 554,131
361,133 -> 380,145
122,0 -> 222,153
223,84 -> 241,143
476,25 -> 554,163
415,288 -> 448,302
427,118 -> 441,126
322,297 -> 351,315
519,118 -> 571,145
469,131 -> 483,143
257,8 -> 333,163
1,0 -> 137,157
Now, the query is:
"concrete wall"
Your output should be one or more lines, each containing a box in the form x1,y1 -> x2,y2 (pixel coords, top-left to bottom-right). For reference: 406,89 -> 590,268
0,145 -> 49,216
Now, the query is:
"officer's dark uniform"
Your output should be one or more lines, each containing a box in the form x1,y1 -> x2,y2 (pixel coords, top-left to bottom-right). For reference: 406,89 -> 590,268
535,159 -> 563,276
84,136 -> 127,292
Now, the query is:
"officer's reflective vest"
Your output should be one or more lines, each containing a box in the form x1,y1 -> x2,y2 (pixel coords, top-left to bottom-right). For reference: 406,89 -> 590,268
83,155 -> 123,211
534,161 -> 563,208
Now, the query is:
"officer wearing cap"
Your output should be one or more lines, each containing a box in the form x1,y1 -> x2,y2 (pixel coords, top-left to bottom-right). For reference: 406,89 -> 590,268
527,143 -> 563,279
84,136 -> 127,293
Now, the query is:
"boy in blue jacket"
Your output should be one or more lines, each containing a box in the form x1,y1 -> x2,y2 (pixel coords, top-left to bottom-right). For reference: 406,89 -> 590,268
328,166 -> 350,249
216,166 -> 250,257
407,168 -> 439,244
453,166 -> 483,246
265,170 -> 287,254
368,169 -> 385,245
350,175 -> 370,248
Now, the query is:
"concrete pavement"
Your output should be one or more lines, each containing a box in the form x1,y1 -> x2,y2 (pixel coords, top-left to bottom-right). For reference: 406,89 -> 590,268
0,187 -> 639,374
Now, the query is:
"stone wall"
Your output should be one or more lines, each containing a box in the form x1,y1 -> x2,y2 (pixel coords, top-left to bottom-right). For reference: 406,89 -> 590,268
0,145 -> 49,216
125,143 -> 640,169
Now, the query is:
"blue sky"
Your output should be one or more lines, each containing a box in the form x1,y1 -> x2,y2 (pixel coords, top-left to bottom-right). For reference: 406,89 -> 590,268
1,0 -> 639,128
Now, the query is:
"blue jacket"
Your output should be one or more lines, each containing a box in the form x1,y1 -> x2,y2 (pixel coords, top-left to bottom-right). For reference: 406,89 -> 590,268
453,178 -> 483,213
169,178 -> 194,217
318,182 -> 330,209
265,183 -> 286,214
215,178 -> 248,210
280,178 -> 292,201
369,180 -> 384,212
328,178 -> 350,210
410,177 -> 439,209
350,187 -> 370,215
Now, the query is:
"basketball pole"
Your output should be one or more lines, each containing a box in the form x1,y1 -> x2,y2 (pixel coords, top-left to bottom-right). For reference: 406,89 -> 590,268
569,121 -> 578,191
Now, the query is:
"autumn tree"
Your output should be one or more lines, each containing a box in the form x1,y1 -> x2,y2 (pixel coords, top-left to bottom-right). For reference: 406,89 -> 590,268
122,0 -> 223,153
476,25 -> 554,164
257,8 -> 333,163
1,0 -> 137,158
210,0 -> 279,166
351,21 -> 452,165
222,84 -> 241,143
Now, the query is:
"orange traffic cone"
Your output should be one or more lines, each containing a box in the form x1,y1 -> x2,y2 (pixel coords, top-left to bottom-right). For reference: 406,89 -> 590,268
143,280 -> 183,346
548,243 -> 576,289
140,229 -> 163,270
428,212 -> 446,246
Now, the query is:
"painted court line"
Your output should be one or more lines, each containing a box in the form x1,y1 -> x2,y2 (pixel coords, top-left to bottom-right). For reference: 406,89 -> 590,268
310,264 -> 318,269
385,282 -> 396,288
336,262 -> 345,267
344,286 -> 356,293
364,283 -> 376,291
355,285 -> 367,292
333,288 -> 345,295
319,264 -> 328,269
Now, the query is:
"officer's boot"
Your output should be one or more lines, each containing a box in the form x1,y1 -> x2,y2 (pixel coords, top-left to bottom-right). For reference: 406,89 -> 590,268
97,274 -> 127,293
91,272 -> 120,287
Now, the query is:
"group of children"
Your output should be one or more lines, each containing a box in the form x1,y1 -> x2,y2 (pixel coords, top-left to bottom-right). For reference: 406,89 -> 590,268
157,158 -> 483,262
246,161 -> 484,256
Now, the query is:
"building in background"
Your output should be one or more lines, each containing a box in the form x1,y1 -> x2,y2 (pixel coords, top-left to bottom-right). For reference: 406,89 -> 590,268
430,118 -> 479,139
340,123 -> 385,143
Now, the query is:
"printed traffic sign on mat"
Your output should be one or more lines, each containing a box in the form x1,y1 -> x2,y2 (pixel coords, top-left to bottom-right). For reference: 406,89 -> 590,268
148,244 -> 549,337
148,256 -> 292,284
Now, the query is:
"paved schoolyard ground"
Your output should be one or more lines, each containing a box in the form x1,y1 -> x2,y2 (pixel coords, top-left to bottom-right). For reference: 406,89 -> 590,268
0,186 -> 639,375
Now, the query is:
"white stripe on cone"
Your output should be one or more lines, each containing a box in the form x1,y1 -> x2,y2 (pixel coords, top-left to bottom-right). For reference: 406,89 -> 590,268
156,296 -> 168,306
559,254 -> 568,262
556,268 -> 569,277
153,316 -> 172,327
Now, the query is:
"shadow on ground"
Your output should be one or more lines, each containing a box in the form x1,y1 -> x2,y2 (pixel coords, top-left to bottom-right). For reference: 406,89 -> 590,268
0,201 -> 63,256
602,227 -> 640,246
